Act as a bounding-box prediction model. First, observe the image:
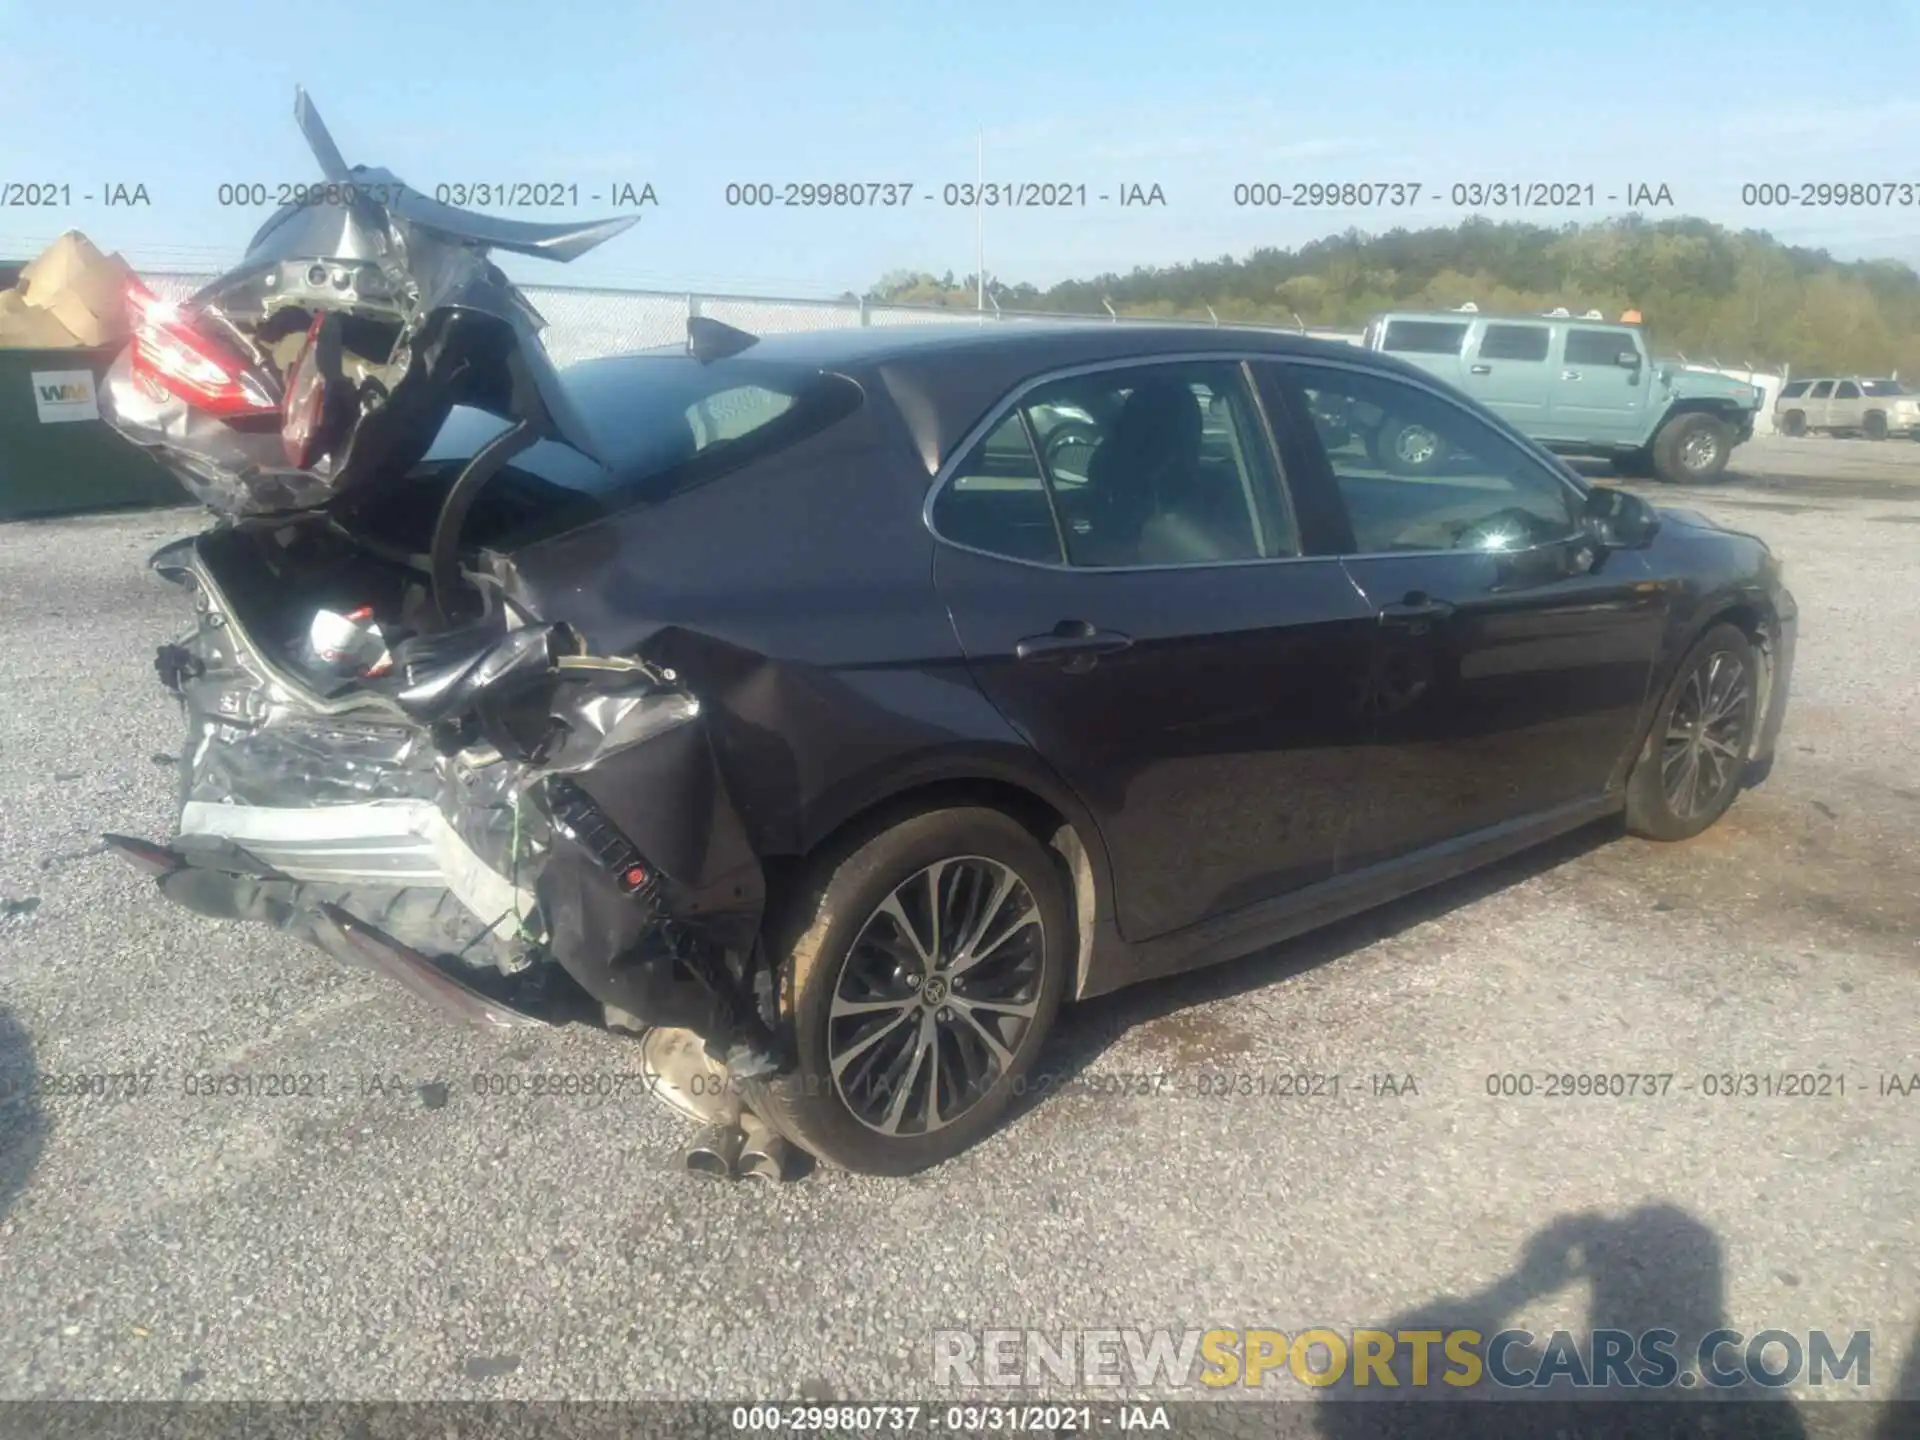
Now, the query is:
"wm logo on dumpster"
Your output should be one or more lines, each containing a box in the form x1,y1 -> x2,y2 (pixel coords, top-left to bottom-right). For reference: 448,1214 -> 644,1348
30,369 -> 101,424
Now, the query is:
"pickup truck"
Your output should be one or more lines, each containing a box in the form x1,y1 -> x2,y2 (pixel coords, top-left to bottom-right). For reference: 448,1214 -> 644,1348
1360,311 -> 1763,483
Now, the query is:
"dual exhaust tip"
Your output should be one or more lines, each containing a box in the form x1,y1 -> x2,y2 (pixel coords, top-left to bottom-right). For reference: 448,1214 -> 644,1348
684,1113 -> 795,1183
632,1025 -> 799,1181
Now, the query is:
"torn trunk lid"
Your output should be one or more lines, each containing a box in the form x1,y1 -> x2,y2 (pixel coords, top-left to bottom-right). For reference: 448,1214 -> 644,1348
99,87 -> 637,519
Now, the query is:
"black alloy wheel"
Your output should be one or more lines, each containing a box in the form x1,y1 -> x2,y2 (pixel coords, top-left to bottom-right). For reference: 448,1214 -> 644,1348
747,806 -> 1070,1174
1626,624 -> 1760,840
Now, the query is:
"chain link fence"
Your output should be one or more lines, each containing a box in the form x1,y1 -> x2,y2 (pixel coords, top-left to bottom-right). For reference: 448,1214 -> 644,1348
138,274 -> 1785,433
138,274 -> 1365,363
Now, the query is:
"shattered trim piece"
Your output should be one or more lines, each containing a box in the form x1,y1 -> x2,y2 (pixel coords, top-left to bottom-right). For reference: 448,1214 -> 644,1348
178,800 -> 536,942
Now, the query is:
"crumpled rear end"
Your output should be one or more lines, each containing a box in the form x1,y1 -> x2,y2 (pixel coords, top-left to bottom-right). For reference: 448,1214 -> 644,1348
121,528 -> 778,1060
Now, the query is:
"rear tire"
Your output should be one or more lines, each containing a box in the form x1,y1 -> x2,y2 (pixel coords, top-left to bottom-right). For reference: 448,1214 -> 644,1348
1625,624 -> 1760,841
1778,410 -> 1806,437
1651,412 -> 1733,484
746,807 -> 1071,1175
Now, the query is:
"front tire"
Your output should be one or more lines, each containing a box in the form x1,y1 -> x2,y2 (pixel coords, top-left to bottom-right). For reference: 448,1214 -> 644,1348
748,807 -> 1070,1175
1626,624 -> 1760,841
1651,412 -> 1733,484
1865,411 -> 1889,441
1379,417 -> 1447,475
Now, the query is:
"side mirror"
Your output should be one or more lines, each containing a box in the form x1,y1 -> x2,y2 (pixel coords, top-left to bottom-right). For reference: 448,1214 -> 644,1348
1584,486 -> 1660,549
1617,350 -> 1642,369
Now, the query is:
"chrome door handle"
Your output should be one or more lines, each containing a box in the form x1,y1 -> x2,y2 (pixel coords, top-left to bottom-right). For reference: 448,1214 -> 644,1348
1378,592 -> 1456,626
1469,364 -> 1491,375
1562,370 -> 1581,381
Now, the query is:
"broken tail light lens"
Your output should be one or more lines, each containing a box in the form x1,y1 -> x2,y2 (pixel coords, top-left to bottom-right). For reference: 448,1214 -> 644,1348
126,278 -> 277,418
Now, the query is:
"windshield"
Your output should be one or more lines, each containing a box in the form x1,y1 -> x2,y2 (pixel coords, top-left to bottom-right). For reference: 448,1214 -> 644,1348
1861,379 -> 1909,396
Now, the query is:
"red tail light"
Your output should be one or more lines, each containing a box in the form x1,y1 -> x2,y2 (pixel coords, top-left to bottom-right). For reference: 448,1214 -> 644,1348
126,278 -> 276,418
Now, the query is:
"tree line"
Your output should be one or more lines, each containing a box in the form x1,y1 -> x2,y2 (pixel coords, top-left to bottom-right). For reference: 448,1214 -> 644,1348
861,215 -> 1920,375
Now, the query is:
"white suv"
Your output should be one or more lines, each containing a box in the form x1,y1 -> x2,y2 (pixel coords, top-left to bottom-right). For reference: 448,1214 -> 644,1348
1775,376 -> 1920,439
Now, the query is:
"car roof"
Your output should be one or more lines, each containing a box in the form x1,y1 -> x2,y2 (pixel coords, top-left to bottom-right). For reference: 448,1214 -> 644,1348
1374,310 -> 1633,329
586,323 -> 1398,470
675,320 -> 1354,366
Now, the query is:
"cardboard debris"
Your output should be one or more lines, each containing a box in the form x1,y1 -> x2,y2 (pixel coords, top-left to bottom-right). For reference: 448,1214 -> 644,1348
0,289 -> 84,348
0,231 -> 136,349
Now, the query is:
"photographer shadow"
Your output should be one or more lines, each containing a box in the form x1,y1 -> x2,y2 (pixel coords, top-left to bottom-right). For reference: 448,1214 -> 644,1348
1310,1203 -> 1811,1440
0,1004 -> 47,1223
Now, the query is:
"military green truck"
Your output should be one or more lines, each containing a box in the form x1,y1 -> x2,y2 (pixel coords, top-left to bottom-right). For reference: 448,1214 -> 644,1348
1357,311 -> 1763,483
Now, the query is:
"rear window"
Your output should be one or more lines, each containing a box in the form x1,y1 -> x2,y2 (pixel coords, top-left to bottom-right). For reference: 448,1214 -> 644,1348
1381,320 -> 1468,356
1778,380 -> 1811,399
385,355 -> 864,550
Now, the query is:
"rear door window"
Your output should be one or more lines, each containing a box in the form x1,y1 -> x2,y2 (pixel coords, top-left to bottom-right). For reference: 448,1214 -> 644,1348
1808,381 -> 1835,399
1835,381 -> 1861,399
1381,320 -> 1469,356
933,360 -> 1299,568
1476,324 -> 1550,362
932,413 -> 1066,564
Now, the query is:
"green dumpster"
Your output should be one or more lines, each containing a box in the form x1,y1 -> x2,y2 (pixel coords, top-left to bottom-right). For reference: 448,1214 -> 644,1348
0,344 -> 188,520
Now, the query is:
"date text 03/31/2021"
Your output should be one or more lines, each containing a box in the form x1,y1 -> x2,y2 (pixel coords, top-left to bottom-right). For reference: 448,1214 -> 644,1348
729,1403 -> 1172,1432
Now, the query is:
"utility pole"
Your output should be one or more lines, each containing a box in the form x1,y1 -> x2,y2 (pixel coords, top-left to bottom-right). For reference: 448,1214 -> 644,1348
976,130 -> 985,313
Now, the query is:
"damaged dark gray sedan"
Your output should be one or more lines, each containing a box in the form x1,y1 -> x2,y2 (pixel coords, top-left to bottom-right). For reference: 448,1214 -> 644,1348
100,94 -> 1796,1178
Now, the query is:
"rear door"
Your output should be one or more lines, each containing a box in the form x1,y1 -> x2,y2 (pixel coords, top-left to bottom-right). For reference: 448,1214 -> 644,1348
1775,380 -> 1811,431
1255,357 -> 1667,869
1803,379 -> 1836,431
1830,379 -> 1863,432
932,356 -> 1379,942
1548,327 -> 1649,447
1461,321 -> 1553,430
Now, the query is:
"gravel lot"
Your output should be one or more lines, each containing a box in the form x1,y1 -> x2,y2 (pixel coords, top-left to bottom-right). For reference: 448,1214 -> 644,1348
0,434 -> 1915,1423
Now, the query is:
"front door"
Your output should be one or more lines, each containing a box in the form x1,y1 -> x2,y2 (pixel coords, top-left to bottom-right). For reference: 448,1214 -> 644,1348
1258,357 -> 1668,869
1549,326 -> 1650,449
931,357 -> 1378,941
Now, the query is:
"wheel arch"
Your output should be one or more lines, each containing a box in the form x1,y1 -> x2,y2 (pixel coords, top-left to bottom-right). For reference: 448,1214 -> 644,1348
1657,398 -> 1749,430
769,758 -> 1115,1004
1620,593 -> 1779,786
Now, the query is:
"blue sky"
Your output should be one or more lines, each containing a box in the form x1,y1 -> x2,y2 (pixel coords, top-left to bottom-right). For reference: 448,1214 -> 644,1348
4,0 -> 1920,298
